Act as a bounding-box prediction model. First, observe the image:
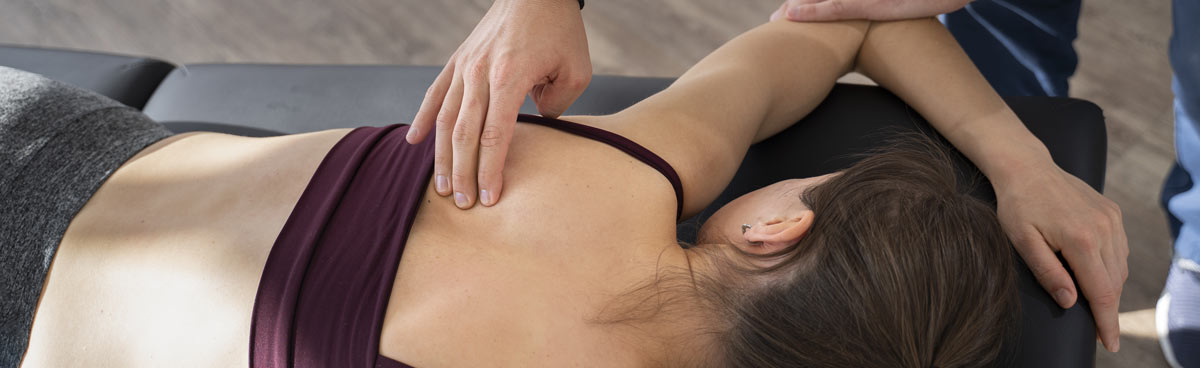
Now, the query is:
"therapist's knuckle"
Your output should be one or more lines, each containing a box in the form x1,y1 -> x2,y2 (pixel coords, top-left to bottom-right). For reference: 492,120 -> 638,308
1068,231 -> 1099,252
435,120 -> 456,136
433,151 -> 449,166
1008,228 -> 1035,245
1102,197 -> 1117,211
1108,203 -> 1124,222
478,166 -> 499,182
480,125 -> 505,148
1029,262 -> 1059,281
829,0 -> 848,14
451,125 -> 474,145
462,96 -> 482,111
565,73 -> 589,90
1092,216 -> 1113,235
1090,289 -> 1119,308
464,60 -> 489,81
435,111 -> 456,126
561,68 -> 588,86
490,71 -> 515,90
490,56 -> 517,81
451,173 -> 470,187
423,84 -> 440,101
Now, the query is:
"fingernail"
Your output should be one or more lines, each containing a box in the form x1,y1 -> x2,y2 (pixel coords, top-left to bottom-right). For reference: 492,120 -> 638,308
1111,339 -> 1120,352
1053,289 -> 1072,308
405,126 -> 415,141
454,192 -> 468,208
480,189 -> 492,206
436,175 -> 449,193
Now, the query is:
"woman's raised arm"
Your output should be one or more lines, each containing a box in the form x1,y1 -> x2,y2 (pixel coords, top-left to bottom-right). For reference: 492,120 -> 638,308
609,17 -> 1126,352
854,18 -> 1127,353
607,19 -> 869,217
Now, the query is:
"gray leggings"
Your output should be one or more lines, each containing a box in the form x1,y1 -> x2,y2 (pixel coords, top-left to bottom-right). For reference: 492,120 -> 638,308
0,66 -> 172,366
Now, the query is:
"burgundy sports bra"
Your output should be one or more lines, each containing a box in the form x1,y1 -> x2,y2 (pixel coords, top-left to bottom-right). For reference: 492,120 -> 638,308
250,114 -> 683,367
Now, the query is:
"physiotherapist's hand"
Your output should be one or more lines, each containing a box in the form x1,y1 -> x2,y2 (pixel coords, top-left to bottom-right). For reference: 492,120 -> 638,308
994,161 -> 1128,353
406,0 -> 591,209
768,0 -> 972,22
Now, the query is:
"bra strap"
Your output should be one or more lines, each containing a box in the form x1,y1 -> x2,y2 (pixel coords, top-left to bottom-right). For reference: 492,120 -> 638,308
516,114 -> 684,221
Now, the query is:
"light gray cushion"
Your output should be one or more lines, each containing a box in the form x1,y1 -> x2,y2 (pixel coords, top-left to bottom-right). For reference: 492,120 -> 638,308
0,44 -> 174,109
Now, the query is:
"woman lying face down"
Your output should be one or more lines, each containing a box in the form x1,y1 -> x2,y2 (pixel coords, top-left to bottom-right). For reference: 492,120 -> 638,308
608,139 -> 1019,367
14,15 -> 1111,368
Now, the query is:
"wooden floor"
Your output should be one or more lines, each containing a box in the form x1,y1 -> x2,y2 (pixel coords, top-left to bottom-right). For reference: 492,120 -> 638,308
0,0 -> 1177,366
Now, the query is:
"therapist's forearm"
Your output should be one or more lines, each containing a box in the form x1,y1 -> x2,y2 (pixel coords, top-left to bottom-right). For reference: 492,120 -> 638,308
854,18 -> 1055,186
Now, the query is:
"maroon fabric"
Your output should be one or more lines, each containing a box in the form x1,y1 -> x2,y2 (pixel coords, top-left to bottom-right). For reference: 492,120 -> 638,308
250,115 -> 683,368
374,355 -> 413,368
250,124 -> 430,367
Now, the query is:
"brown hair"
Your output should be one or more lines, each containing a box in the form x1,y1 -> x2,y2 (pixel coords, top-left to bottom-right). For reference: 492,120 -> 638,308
604,135 -> 1020,367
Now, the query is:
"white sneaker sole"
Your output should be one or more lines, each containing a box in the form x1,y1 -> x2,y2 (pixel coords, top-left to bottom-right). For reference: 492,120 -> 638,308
1160,290 -> 1185,368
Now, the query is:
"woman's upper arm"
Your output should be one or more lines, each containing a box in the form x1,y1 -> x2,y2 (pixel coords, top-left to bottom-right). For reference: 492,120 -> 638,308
606,20 -> 868,217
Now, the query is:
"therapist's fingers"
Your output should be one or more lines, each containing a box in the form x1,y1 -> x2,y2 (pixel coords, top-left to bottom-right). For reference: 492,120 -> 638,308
769,1 -> 790,21
1111,205 -> 1131,287
530,68 -> 589,118
450,72 -> 490,209
1010,226 -> 1078,309
1059,231 -> 1122,352
433,75 -> 465,197
1100,214 -> 1129,348
1102,235 -> 1126,345
408,63 -> 455,144
785,0 -> 865,22
476,82 -> 525,207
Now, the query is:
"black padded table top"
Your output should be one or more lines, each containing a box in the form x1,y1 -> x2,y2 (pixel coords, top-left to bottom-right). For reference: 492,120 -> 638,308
142,64 -> 671,132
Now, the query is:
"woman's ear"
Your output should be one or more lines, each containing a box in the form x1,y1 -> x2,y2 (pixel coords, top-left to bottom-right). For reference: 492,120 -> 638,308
741,211 -> 814,255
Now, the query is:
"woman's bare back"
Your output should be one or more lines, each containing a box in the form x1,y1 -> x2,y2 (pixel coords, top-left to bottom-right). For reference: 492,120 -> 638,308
22,118 -> 681,367
22,129 -> 350,367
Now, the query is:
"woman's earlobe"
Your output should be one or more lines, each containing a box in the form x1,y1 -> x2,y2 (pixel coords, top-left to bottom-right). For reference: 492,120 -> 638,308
741,211 -> 814,255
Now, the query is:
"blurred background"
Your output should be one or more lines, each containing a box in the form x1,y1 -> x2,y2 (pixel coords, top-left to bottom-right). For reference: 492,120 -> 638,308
0,0 -> 1175,366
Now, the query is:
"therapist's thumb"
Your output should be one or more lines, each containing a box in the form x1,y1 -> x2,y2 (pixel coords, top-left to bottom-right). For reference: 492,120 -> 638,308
531,70 -> 590,118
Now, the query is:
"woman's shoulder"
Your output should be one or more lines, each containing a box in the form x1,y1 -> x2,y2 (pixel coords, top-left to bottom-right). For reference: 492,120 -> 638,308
416,117 -> 679,244
511,116 -> 678,216
555,112 -> 744,220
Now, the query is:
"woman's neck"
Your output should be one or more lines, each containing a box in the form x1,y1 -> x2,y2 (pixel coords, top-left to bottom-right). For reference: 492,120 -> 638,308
589,241 -> 725,366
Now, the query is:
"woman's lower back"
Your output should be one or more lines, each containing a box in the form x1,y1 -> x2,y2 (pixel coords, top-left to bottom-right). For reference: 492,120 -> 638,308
22,129 -> 349,367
